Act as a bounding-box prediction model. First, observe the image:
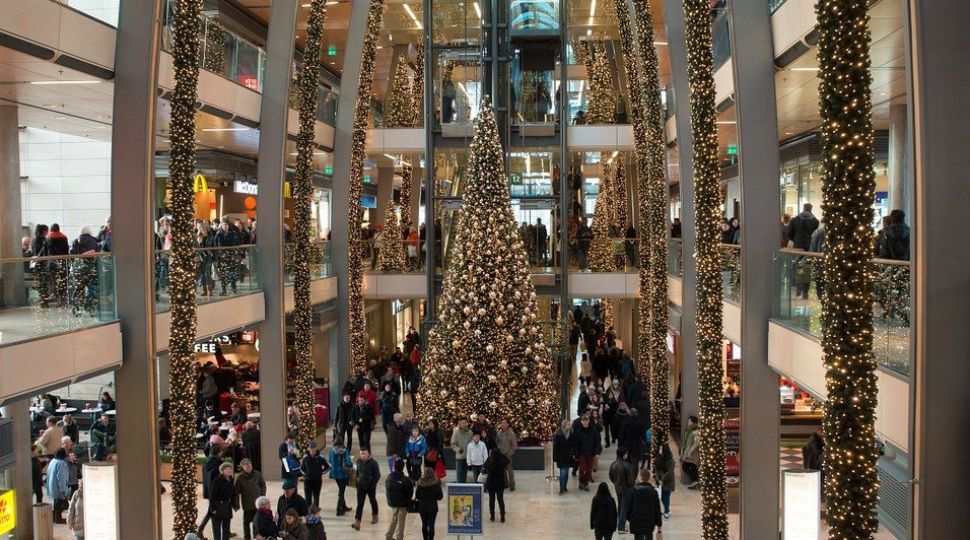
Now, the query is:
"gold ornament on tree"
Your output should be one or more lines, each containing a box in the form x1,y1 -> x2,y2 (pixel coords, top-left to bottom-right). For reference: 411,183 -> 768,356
377,201 -> 407,272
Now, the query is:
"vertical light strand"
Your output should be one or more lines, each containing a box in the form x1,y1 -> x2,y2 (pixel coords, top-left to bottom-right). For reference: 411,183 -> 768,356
417,99 -> 559,438
348,0 -> 386,375
384,57 -> 412,127
292,0 -> 330,452
588,160 -> 616,272
631,0 -> 671,479
816,1 -> 879,538
377,201 -> 407,272
167,1 -> 203,537
409,43 -> 425,128
399,163 -> 414,237
683,0 -> 729,537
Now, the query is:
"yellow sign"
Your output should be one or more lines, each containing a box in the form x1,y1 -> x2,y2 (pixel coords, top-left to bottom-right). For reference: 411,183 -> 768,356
284,181 -> 292,198
193,173 -> 208,193
0,490 -> 16,535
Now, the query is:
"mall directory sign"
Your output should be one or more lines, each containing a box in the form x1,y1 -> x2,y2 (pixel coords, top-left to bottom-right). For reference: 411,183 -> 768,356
447,483 -> 484,536
783,469 -> 821,540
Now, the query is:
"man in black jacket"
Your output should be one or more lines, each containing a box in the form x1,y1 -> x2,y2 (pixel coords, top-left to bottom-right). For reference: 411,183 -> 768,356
609,448 -> 638,533
385,458 -> 415,540
352,448 -> 382,531
628,469 -> 663,540
353,395 -> 376,452
385,413 -> 407,473
334,393 -> 356,452
276,480 -> 308,529
787,203 -> 820,250
198,445 -> 224,537
619,408 -> 647,468
573,415 -> 602,491
300,440 -> 330,508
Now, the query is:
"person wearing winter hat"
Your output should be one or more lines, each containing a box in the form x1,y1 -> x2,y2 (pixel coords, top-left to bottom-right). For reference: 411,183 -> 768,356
276,479 -> 308,530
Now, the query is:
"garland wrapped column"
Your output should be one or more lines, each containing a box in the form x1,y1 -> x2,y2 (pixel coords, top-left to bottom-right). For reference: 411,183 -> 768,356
816,1 -> 879,537
348,0 -> 385,374
683,0 -> 729,537
588,167 -> 617,272
292,0 -> 330,450
631,0 -> 671,480
377,201 -> 406,272
166,1 -> 203,537
384,58 -> 412,128
399,163 -> 414,236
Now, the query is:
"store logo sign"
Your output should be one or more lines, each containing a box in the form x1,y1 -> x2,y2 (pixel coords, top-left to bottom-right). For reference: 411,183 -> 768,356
234,180 -> 259,195
0,490 -> 16,535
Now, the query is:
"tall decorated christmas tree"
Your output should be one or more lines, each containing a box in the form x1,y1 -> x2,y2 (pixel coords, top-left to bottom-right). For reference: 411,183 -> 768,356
417,98 -> 560,438
377,201 -> 407,272
384,58 -> 412,128
588,164 -> 618,272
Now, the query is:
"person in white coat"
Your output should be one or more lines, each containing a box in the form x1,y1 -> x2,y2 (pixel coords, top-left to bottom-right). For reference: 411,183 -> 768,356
466,432 -> 489,482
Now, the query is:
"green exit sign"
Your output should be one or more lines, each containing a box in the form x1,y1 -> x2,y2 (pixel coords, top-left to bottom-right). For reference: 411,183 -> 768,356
325,165 -> 333,175
509,173 -> 522,185
363,175 -> 372,184
327,45 -> 337,56
726,144 -> 738,155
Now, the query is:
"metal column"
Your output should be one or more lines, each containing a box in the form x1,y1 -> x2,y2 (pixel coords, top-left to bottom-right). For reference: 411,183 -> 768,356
909,1 -> 970,538
331,0 -> 373,414
1,400 -> 34,539
0,105 -> 24,308
558,0 -> 571,417
727,1 -> 781,536
110,0 -> 163,536
661,0 -> 699,426
422,0 -> 436,321
254,0 -> 298,481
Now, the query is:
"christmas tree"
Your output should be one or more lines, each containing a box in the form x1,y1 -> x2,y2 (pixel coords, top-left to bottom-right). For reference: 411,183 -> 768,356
588,162 -> 618,272
586,40 -> 616,125
384,57 -> 412,128
417,98 -> 560,438
377,201 -> 407,272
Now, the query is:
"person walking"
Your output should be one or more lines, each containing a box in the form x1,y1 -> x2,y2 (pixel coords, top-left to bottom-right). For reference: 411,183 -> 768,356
405,426 -> 428,480
234,458 -> 266,540
787,203 -> 820,250
67,482 -> 84,540
450,418 -> 473,483
495,420 -> 518,491
483,448 -> 509,523
334,393 -> 356,453
552,420 -> 576,494
609,447 -> 637,533
328,436 -> 354,516
385,458 -> 415,540
198,445 -> 225,536
207,462 -> 238,540
47,448 -> 70,523
379,383 -> 400,433
681,415 -> 701,489
352,448 -> 381,531
656,442 -> 676,519
573,415 -> 602,491
590,481 -> 618,540
386,413 -> 407,473
627,469 -> 663,540
300,440 -> 331,509
415,466 -> 443,540
466,432 -> 489,482
279,430 -> 301,482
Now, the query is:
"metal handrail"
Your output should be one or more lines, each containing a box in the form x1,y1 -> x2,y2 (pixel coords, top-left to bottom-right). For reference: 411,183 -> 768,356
152,243 -> 257,255
778,247 -> 912,267
0,251 -> 113,264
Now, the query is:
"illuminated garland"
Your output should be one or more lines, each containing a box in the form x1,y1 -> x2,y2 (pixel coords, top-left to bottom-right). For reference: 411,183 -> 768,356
602,298 -> 615,330
377,201 -> 407,272
586,40 -> 616,125
166,1 -> 203,537
417,99 -> 559,439
292,0 -> 329,451
384,57 -> 412,128
816,1 -> 879,537
588,160 -> 616,272
399,163 -> 414,238
348,0 -> 385,374
631,0 -> 671,481
408,43 -> 425,128
683,1 -> 729,537
613,158 -> 628,228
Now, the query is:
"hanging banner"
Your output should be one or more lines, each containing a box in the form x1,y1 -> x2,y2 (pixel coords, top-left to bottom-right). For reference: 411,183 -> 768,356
446,483 -> 484,536
782,469 -> 821,540
83,463 -> 120,540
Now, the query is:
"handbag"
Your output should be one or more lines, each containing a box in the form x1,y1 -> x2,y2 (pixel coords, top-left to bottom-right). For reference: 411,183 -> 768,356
426,450 -> 439,463
407,499 -> 420,513
434,458 -> 447,479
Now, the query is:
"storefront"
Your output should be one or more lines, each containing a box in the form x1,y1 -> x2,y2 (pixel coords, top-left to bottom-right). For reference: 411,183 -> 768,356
779,376 -> 822,438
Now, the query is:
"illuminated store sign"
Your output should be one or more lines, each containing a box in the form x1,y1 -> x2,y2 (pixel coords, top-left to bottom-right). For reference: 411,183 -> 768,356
234,180 -> 259,195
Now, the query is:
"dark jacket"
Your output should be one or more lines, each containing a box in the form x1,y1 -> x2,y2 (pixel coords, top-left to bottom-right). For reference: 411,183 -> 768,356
43,231 -> 70,256
656,453 -> 676,492
878,222 -> 910,260
619,416 -> 647,458
628,483 -> 663,535
608,458 -> 637,494
253,508 -> 278,538
415,477 -> 443,513
353,403 -> 375,430
282,522 -> 310,540
577,392 -> 591,418
69,233 -> 100,255
385,471 -> 415,508
590,493 -> 618,532
306,520 -> 327,540
202,456 -> 223,499
276,493 -> 309,528
208,475 -> 237,519
573,423 -> 602,457
300,452 -> 331,481
334,400 -> 355,430
386,423 -> 407,458
483,451 -> 509,493
234,469 -> 266,510
355,457 -> 382,491
788,210 -> 820,250
552,429 -> 576,468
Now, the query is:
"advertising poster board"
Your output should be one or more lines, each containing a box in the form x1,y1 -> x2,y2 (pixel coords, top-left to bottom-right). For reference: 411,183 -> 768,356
83,462 -> 119,540
446,483 -> 485,536
783,469 -> 821,540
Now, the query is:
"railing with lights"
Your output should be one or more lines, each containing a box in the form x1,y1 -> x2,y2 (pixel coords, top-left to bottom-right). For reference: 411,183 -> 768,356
771,248 -> 911,376
283,240 -> 334,283
0,252 -> 117,347
719,242 -> 741,304
153,244 -> 261,312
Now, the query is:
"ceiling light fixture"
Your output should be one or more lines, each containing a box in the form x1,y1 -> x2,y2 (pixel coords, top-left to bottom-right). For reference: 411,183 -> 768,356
654,41 -> 668,46
403,3 -> 422,29
588,0 -> 597,27
789,67 -> 820,72
52,116 -> 67,120
715,120 -> 737,125
473,1 -> 482,19
200,127 -> 250,132
30,80 -> 102,85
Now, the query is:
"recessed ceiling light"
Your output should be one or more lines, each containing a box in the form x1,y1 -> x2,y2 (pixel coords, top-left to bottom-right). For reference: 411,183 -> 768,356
654,41 -> 668,46
403,4 -> 422,29
43,104 -> 58,108
201,127 -> 250,132
789,67 -> 820,72
52,116 -> 67,120
715,121 -> 736,125
30,80 -> 102,85
473,1 -> 482,19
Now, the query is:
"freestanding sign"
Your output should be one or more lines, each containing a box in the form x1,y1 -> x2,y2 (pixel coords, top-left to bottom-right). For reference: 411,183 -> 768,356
782,469 -> 821,540
446,483 -> 485,536
83,462 -> 120,540
0,490 -> 15,535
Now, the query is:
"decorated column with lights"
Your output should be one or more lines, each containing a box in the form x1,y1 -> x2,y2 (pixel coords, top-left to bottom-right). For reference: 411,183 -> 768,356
417,99 -> 559,438
384,57 -> 412,128
631,0 -> 672,477
348,0 -> 385,374
683,0 -> 729,537
377,201 -> 407,272
586,40 -> 617,125
291,0 -> 329,451
399,163 -> 414,235
816,1 -> 879,538
165,1 -> 204,537
588,167 -> 617,272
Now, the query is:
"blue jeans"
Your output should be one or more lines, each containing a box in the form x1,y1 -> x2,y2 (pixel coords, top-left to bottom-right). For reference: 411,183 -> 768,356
661,489 -> 671,514
456,458 -> 468,483
387,455 -> 398,474
617,489 -> 632,530
558,467 -> 569,492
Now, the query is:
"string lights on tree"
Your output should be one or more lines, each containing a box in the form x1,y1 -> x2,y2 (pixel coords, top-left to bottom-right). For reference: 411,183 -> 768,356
291,0 -> 329,451
631,0 -> 671,477
399,163 -> 414,237
816,1 -> 879,537
588,165 -> 617,272
417,98 -> 559,438
683,0 -> 730,537
377,201 -> 407,272
585,40 -> 617,125
165,1 -> 203,537
384,57 -> 412,128
348,0 -> 385,375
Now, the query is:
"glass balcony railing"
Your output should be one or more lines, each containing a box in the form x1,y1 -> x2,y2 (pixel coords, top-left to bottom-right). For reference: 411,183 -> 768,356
154,245 -> 260,312
668,238 -> 683,277
57,0 -> 119,26
0,253 -> 117,347
772,248 -> 911,376
712,12 -> 732,72
720,243 -> 741,304
768,0 -> 790,14
283,241 -> 334,284
570,237 -> 639,273
358,239 -> 435,275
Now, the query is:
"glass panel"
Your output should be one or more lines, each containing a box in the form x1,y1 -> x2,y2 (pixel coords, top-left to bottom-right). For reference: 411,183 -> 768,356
154,245 -> 260,312
720,243 -> 741,304
284,241 -> 334,282
668,238 -> 683,277
0,254 -> 117,346
59,0 -> 120,26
